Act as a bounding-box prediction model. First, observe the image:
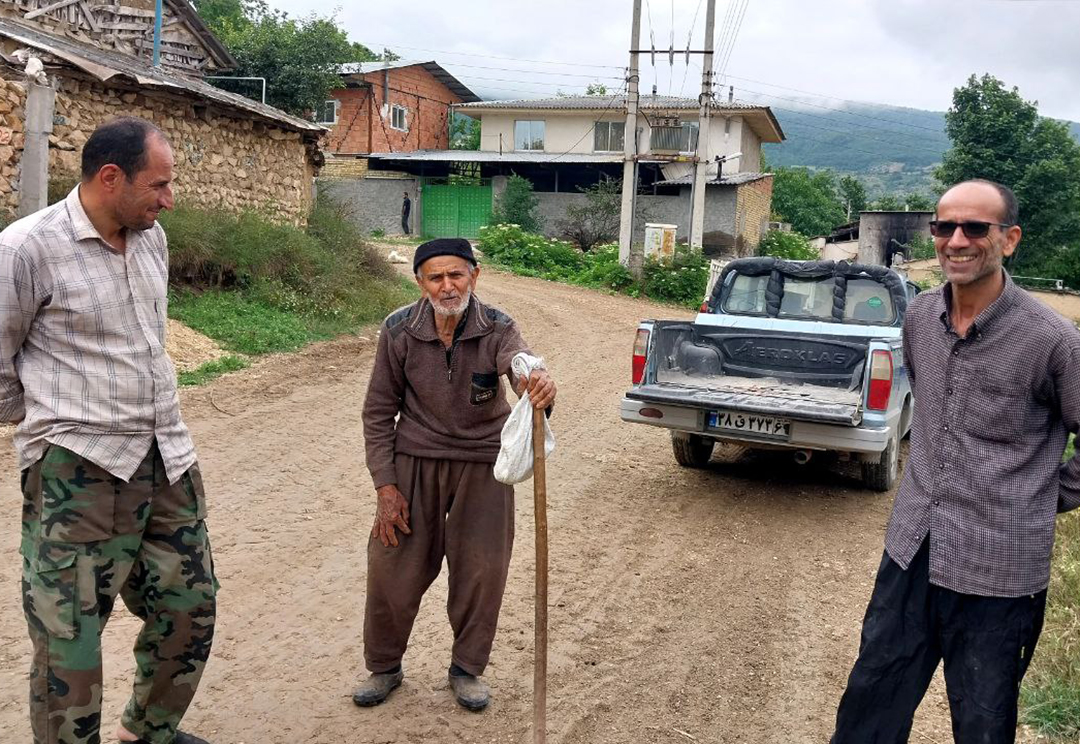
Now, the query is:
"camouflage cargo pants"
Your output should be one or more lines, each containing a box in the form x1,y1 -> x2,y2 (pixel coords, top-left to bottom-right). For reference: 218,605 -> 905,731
20,443 -> 218,744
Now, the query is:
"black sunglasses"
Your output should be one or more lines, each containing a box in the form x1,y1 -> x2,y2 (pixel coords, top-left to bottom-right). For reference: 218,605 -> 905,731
929,220 -> 1013,239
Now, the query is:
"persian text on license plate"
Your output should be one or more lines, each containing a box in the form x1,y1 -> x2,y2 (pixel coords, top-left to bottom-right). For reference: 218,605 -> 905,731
708,410 -> 790,438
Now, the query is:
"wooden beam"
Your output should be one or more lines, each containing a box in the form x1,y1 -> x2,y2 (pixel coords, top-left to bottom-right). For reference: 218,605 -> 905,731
24,0 -> 81,21
98,20 -> 150,30
91,4 -> 156,18
78,0 -> 100,32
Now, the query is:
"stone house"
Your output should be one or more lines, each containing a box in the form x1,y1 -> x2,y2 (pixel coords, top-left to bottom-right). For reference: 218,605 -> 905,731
321,60 -> 478,158
0,0 -> 325,223
337,94 -> 784,253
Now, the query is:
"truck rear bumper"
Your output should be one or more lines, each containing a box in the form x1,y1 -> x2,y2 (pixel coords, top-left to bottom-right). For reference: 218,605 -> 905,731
619,397 -> 891,454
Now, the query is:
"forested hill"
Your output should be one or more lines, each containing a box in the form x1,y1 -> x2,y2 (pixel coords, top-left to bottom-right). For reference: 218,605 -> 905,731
756,99 -> 1080,196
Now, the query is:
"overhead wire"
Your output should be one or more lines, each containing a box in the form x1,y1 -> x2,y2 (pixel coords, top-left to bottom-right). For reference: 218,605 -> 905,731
715,0 -> 749,83
678,0 -> 705,97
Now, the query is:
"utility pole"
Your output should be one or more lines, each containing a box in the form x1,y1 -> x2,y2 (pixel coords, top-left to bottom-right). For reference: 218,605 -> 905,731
688,0 -> 716,249
618,0 -> 642,274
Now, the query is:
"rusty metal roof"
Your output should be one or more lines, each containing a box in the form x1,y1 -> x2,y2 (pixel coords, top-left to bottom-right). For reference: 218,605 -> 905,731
0,18 -> 323,134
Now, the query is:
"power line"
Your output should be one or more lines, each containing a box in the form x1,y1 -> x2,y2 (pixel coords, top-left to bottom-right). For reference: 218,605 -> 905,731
715,0 -> 749,83
548,80 -> 630,163
359,41 -> 623,70
678,0 -> 705,97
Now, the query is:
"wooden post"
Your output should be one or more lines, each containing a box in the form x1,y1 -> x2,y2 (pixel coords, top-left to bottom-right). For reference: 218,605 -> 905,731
532,406 -> 548,744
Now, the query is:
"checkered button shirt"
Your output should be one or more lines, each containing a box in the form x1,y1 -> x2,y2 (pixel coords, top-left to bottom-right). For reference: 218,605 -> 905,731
885,272 -> 1080,597
0,186 -> 195,484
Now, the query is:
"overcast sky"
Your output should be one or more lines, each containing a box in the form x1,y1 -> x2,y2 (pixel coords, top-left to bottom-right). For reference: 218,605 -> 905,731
278,0 -> 1080,122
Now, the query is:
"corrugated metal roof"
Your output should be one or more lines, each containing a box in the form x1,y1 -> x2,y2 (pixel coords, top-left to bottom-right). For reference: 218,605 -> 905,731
0,18 -> 323,133
659,172 -> 772,186
457,94 -> 759,111
338,59 -> 480,103
367,149 -> 622,164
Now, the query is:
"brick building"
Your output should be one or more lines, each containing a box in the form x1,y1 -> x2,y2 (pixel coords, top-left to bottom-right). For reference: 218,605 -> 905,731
322,60 -> 478,156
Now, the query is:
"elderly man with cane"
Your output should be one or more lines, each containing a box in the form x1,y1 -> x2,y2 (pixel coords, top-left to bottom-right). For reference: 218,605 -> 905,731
355,237 -> 556,711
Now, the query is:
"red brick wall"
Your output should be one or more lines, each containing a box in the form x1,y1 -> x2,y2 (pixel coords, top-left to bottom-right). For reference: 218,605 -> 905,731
325,65 -> 462,155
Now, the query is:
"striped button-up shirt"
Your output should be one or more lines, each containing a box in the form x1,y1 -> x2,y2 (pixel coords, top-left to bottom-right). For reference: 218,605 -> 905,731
0,186 -> 194,484
885,273 -> 1080,597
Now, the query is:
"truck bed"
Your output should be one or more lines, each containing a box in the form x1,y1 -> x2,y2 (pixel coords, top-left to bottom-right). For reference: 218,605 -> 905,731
627,374 -> 863,426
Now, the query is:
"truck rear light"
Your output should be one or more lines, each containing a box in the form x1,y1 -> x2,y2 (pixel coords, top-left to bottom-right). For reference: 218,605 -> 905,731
632,328 -> 650,384
866,350 -> 894,411
699,301 -> 709,313
639,407 -> 664,419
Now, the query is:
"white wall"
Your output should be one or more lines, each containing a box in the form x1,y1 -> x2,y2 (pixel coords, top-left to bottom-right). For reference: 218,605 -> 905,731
474,110 -> 760,171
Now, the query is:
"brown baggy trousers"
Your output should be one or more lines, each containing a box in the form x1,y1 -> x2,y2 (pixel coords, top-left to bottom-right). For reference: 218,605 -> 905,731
364,453 -> 514,677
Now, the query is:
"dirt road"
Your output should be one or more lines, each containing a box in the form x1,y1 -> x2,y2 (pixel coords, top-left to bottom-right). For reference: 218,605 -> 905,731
0,268 -> 960,743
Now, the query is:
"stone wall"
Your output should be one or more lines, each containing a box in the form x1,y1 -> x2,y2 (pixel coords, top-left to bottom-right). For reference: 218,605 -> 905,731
0,75 -> 25,219
0,68 -> 319,224
318,175 -> 419,236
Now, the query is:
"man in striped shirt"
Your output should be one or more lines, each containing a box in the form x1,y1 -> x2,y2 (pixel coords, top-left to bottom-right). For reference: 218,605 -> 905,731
0,117 -> 215,744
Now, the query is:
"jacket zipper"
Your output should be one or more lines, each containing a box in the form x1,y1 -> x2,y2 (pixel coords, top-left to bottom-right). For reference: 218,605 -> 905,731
447,342 -> 456,381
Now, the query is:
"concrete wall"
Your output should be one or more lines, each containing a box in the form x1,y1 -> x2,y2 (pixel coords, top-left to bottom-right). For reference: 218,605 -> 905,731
857,211 -> 933,265
327,65 -> 462,155
0,69 -> 321,224
529,185 -> 738,247
318,176 -> 419,236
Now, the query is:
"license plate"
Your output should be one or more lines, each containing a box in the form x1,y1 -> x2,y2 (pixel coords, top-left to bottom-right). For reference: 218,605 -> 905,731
708,410 -> 790,438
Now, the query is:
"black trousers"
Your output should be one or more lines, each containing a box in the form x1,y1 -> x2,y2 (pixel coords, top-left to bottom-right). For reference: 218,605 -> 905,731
401,212 -> 411,234
831,540 -> 1046,744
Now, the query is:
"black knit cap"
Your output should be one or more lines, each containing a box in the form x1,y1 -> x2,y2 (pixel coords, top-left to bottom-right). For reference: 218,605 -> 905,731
413,238 -> 477,274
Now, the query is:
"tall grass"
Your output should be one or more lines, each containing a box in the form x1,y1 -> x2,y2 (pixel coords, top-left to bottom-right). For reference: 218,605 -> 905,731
161,196 -> 416,357
1020,434 -> 1080,740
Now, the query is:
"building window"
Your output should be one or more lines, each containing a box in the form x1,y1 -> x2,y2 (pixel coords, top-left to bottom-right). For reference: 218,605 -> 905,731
649,120 -> 699,152
593,121 -> 625,152
391,104 -> 408,131
514,120 -> 545,151
316,100 -> 338,125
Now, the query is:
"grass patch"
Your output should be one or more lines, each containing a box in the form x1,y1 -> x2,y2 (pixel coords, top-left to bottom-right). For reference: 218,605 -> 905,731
162,196 -> 417,361
477,224 -> 707,309
177,355 -> 250,386
1019,435 -> 1080,740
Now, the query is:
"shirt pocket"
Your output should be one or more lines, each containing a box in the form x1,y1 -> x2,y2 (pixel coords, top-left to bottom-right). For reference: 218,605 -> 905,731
963,377 -> 1030,443
471,371 -> 500,406
21,543 -> 79,640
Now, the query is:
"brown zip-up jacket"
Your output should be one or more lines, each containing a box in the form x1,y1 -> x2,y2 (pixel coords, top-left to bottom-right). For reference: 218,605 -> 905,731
362,295 -> 531,488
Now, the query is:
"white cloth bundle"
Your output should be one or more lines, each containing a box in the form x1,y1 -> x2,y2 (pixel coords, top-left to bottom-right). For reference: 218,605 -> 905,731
493,353 -> 556,485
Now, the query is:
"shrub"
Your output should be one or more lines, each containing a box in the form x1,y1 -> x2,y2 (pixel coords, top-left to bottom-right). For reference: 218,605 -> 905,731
905,234 -> 936,261
478,224 -> 584,280
490,175 -> 540,233
371,227 -> 386,238
640,247 -> 710,307
758,229 -> 818,260
558,179 -> 621,252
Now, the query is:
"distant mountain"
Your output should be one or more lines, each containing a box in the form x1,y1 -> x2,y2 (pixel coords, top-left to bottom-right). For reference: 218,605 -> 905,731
756,99 -> 1080,198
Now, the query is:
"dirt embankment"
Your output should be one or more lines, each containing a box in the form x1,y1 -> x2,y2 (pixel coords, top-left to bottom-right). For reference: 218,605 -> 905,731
1,267 -> 985,743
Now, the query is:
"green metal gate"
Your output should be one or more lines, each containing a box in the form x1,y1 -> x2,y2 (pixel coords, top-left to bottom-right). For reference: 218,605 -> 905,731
421,181 -> 493,239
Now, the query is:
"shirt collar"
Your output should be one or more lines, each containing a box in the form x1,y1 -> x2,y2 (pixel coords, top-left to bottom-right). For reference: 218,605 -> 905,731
65,184 -> 105,243
938,270 -> 1019,335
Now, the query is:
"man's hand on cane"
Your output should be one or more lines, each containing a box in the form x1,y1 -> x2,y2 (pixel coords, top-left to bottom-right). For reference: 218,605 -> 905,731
516,369 -> 557,410
372,485 -> 411,547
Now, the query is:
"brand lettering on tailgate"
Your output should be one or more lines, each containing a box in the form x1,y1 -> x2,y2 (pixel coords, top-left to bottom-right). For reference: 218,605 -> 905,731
730,341 -> 849,366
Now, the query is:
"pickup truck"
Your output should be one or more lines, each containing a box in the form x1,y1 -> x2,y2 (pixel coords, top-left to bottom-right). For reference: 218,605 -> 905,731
620,257 -> 918,491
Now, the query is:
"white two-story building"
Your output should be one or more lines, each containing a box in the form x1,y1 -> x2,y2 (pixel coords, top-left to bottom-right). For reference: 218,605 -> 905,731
344,93 -> 785,253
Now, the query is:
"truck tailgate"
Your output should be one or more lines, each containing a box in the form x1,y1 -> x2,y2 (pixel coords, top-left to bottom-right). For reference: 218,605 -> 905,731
627,377 -> 863,426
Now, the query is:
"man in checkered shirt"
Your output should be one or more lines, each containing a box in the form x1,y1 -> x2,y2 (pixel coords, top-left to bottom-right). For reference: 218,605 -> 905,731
831,179 -> 1080,743
0,118 -> 215,744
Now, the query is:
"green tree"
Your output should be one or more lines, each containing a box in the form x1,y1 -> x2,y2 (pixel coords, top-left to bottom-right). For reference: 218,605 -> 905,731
451,114 -> 480,150
585,82 -> 609,96
869,194 -> 904,211
838,175 -> 867,220
904,192 -> 935,211
936,73 -> 1080,277
770,167 -> 846,237
490,175 -> 541,233
558,179 -> 621,251
195,0 -> 379,116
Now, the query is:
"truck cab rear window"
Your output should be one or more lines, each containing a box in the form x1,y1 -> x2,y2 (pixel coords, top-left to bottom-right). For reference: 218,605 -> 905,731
844,278 -> 896,324
723,274 -> 769,314
778,277 -> 835,321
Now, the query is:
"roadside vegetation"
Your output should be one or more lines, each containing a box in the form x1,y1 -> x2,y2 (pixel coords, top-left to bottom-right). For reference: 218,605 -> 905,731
163,196 -> 415,384
478,224 -> 708,309
1020,433 -> 1080,740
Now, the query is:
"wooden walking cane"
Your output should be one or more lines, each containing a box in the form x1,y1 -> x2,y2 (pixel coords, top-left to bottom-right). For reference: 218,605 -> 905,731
532,406 -> 548,744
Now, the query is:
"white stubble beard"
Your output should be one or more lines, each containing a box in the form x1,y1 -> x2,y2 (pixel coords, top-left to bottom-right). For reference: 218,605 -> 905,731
431,288 -> 472,318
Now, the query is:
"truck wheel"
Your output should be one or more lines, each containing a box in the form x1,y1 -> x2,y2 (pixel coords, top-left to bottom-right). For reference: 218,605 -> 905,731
862,434 -> 899,492
671,432 -> 715,468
